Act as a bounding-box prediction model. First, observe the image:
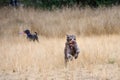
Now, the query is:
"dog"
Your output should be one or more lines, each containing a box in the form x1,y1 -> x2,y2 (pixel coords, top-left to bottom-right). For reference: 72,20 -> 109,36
24,29 -> 39,42
64,35 -> 80,64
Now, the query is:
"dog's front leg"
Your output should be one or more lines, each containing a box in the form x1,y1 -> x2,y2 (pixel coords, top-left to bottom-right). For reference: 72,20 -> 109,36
74,43 -> 80,59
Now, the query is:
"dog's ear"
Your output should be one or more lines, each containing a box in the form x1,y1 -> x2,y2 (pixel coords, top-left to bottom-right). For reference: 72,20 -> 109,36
66,34 -> 68,37
71,35 -> 76,40
66,34 -> 70,38
66,34 -> 70,41
72,35 -> 76,40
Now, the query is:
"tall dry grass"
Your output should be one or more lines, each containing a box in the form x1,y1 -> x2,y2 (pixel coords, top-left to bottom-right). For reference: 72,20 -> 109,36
0,35 -> 120,78
0,6 -> 120,79
0,35 -> 120,72
0,6 -> 120,37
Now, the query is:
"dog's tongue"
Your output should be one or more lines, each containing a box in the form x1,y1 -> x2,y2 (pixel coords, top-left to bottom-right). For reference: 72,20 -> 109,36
19,32 -> 24,35
69,41 -> 74,47
69,41 -> 75,44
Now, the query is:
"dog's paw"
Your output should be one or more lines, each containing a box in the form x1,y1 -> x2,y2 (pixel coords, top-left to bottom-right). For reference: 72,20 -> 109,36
74,54 -> 78,59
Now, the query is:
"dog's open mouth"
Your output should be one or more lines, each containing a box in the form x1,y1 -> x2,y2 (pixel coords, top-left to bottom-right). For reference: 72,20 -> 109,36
69,41 -> 75,48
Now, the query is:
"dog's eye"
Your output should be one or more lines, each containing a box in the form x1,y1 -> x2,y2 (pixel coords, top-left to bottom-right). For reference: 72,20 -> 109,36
69,39 -> 72,41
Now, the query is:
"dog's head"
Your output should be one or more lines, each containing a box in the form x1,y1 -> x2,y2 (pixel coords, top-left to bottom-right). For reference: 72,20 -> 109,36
24,29 -> 30,34
66,35 -> 76,47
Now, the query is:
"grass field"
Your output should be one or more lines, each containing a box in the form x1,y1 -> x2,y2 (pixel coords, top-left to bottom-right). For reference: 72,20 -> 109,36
0,6 -> 120,80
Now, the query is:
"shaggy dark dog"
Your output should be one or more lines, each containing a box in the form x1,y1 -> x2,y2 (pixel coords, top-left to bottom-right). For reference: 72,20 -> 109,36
64,35 -> 80,63
24,29 -> 39,42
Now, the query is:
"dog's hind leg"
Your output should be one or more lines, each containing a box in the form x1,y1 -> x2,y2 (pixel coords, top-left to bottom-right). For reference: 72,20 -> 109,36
36,37 -> 39,42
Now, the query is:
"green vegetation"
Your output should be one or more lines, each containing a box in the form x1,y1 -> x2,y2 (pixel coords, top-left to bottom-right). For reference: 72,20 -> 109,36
0,0 -> 9,7
0,0 -> 120,9
21,0 -> 120,9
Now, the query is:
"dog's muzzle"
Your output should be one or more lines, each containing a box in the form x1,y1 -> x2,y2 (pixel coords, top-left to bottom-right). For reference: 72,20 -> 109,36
69,41 -> 75,48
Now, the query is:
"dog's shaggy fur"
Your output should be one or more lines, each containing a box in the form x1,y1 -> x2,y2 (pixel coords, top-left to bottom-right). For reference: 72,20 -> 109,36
64,35 -> 80,63
24,29 -> 39,42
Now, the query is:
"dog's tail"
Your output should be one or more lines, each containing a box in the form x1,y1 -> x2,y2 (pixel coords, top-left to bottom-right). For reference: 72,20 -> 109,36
34,32 -> 38,36
34,32 -> 39,42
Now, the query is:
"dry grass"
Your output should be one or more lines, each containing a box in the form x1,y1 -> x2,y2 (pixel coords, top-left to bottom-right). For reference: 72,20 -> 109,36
0,6 -> 120,80
0,6 -> 120,37
0,35 -> 120,80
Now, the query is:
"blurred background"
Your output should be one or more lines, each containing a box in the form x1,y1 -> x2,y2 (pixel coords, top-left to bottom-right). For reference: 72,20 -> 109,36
0,0 -> 120,9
